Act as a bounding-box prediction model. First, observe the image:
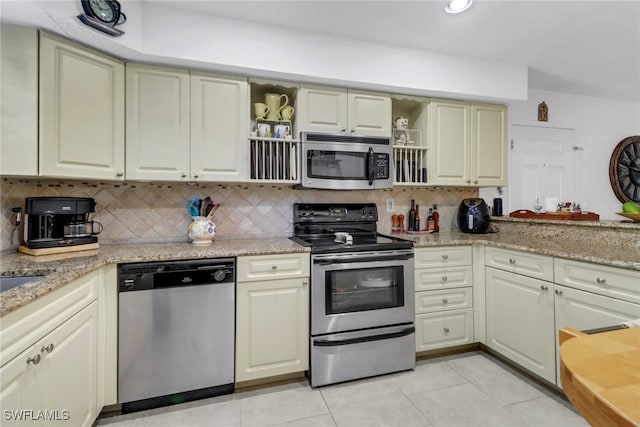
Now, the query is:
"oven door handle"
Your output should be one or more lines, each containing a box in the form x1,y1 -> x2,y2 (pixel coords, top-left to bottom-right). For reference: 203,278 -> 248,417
313,327 -> 415,347
367,147 -> 375,185
313,253 -> 414,265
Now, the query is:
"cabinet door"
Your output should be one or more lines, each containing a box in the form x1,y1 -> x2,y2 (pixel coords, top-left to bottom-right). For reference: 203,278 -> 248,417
298,85 -> 347,134
429,99 -> 471,186
42,302 -> 97,427
554,285 -> 640,387
39,32 -> 124,180
125,64 -> 190,181
191,72 -> 249,182
485,267 -> 556,383
0,345 -> 42,427
1,24 -> 38,176
471,103 -> 508,186
485,247 -> 554,282
236,278 -> 309,382
347,90 -> 392,137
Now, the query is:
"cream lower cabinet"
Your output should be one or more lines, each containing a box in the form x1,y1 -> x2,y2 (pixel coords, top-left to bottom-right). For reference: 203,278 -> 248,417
39,32 -> 125,180
414,246 -> 474,352
298,85 -> 391,136
0,24 -> 38,176
126,64 -> 249,182
0,273 -> 98,427
236,254 -> 310,382
429,99 -> 507,187
485,261 -> 556,384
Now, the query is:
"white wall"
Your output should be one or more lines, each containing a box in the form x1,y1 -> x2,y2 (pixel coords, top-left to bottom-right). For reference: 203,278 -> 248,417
481,89 -> 640,220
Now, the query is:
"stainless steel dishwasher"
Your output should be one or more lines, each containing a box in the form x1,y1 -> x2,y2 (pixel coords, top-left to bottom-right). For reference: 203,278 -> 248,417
118,258 -> 235,413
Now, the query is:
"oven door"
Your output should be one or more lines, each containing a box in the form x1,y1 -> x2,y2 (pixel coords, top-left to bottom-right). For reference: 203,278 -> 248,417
311,250 -> 414,335
300,136 -> 393,190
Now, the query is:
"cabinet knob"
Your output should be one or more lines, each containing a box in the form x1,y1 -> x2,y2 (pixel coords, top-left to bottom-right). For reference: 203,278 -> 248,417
443,327 -> 450,334
27,354 -> 41,365
41,343 -> 54,354
341,127 -> 347,133
442,254 -> 448,260
441,276 -> 448,282
540,285 -> 549,291
466,179 -> 471,184
509,258 -> 516,264
271,265 -> 278,270
555,289 -> 563,295
473,179 -> 478,184
116,172 -> 124,177
193,173 -> 199,179
442,298 -> 448,304
181,173 -> 187,178
596,277 -> 606,284
350,128 -> 355,133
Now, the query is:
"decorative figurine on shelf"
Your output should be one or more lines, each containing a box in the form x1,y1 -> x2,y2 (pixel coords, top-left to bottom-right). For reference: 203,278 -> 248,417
538,101 -> 548,122
393,116 -> 409,146
394,116 -> 409,129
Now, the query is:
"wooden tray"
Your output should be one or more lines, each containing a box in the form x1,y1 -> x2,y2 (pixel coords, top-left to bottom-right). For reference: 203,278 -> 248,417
18,242 -> 99,256
509,209 -> 600,221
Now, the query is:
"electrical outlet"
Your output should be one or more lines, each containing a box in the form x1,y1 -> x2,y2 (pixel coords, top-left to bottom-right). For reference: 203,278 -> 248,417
385,199 -> 394,212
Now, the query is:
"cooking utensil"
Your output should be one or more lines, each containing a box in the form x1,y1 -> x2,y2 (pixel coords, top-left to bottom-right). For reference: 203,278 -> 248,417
207,204 -> 220,219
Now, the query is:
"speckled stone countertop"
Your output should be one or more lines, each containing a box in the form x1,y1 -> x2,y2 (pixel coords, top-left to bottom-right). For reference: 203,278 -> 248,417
0,238 -> 308,316
1,230 -> 639,317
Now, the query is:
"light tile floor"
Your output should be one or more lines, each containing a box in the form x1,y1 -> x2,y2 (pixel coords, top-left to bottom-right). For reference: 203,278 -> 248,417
96,351 -> 589,427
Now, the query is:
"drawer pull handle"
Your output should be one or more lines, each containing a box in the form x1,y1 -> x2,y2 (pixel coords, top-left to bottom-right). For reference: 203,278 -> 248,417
271,265 -> 278,270
27,354 -> 41,365
509,258 -> 516,264
596,277 -> 606,284
442,298 -> 448,304
441,276 -> 448,282
443,327 -> 450,333
555,289 -> 563,296
540,285 -> 549,291
41,344 -> 54,354
442,254 -> 448,260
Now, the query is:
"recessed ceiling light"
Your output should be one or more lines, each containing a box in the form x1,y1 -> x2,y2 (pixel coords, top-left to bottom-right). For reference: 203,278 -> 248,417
445,0 -> 473,14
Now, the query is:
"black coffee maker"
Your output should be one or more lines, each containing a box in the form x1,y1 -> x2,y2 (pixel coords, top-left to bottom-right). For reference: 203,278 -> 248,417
23,197 -> 102,249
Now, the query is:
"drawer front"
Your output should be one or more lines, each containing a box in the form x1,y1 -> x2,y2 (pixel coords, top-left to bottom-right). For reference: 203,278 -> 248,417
415,309 -> 474,352
237,253 -> 310,282
485,247 -> 553,282
0,271 -> 98,367
415,287 -> 472,314
554,258 -> 640,304
415,266 -> 472,291
414,246 -> 472,269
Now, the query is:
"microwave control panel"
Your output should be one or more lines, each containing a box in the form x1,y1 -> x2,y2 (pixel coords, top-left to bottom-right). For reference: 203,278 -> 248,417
373,153 -> 390,179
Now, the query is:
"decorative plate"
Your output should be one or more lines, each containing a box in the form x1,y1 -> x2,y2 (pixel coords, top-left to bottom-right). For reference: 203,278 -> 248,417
616,212 -> 640,222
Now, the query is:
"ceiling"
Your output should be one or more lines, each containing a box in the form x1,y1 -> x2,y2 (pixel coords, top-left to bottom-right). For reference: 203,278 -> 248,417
170,0 -> 640,102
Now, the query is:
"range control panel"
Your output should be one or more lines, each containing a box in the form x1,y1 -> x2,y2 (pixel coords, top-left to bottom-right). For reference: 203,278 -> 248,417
293,203 -> 378,223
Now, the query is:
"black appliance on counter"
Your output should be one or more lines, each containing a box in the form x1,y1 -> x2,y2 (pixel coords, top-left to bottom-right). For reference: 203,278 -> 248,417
291,203 -> 416,387
23,197 -> 100,249
457,198 -> 491,234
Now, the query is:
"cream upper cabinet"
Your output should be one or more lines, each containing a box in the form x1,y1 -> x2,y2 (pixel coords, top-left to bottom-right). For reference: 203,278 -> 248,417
126,65 -> 249,182
298,85 -> 391,137
39,32 -> 125,180
125,64 -> 190,181
190,71 -> 249,182
429,99 -> 507,187
0,24 -> 38,176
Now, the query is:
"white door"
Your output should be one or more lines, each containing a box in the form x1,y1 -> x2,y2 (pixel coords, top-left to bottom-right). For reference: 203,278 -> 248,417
472,103 -> 508,186
510,125 -> 576,212
298,85 -> 347,134
429,99 -> 471,186
347,90 -> 392,137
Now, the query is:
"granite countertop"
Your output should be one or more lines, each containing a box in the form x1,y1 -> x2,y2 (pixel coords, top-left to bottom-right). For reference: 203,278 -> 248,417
1,232 -> 639,317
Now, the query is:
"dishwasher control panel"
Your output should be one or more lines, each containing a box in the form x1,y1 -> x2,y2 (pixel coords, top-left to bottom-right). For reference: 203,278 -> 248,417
118,258 -> 235,292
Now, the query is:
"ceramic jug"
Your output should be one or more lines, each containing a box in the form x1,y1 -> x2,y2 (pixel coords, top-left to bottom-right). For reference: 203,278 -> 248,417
264,93 -> 288,120
281,105 -> 295,121
188,216 -> 216,245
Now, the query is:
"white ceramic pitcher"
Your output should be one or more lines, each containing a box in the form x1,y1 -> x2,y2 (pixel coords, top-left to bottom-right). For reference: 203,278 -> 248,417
264,93 -> 288,120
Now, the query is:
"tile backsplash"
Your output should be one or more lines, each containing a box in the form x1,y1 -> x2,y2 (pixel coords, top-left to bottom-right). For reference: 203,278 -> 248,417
1,178 -> 478,252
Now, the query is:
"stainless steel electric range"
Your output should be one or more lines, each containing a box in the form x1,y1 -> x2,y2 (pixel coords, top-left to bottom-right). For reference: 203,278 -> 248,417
291,203 -> 416,387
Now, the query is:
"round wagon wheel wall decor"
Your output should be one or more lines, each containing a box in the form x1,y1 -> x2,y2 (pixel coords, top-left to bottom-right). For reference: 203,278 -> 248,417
609,135 -> 640,203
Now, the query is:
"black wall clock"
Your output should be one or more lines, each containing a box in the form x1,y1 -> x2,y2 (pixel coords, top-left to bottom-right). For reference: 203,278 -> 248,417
78,0 -> 126,37
608,135 -> 640,203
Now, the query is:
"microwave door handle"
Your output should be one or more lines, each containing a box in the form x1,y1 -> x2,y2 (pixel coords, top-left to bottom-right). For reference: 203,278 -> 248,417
367,147 -> 374,185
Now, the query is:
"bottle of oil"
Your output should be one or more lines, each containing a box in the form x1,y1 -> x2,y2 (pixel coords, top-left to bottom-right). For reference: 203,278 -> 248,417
432,204 -> 440,232
408,199 -> 416,231
414,205 -> 421,231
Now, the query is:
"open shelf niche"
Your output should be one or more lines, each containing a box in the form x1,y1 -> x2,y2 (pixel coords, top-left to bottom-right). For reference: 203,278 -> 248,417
391,95 -> 430,185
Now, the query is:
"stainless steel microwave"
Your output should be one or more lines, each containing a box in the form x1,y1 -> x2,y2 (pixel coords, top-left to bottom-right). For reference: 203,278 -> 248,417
300,132 -> 394,190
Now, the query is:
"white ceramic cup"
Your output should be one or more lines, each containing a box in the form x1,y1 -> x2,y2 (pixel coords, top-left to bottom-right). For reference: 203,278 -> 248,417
274,124 -> 290,139
544,197 -> 559,212
258,123 -> 271,138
